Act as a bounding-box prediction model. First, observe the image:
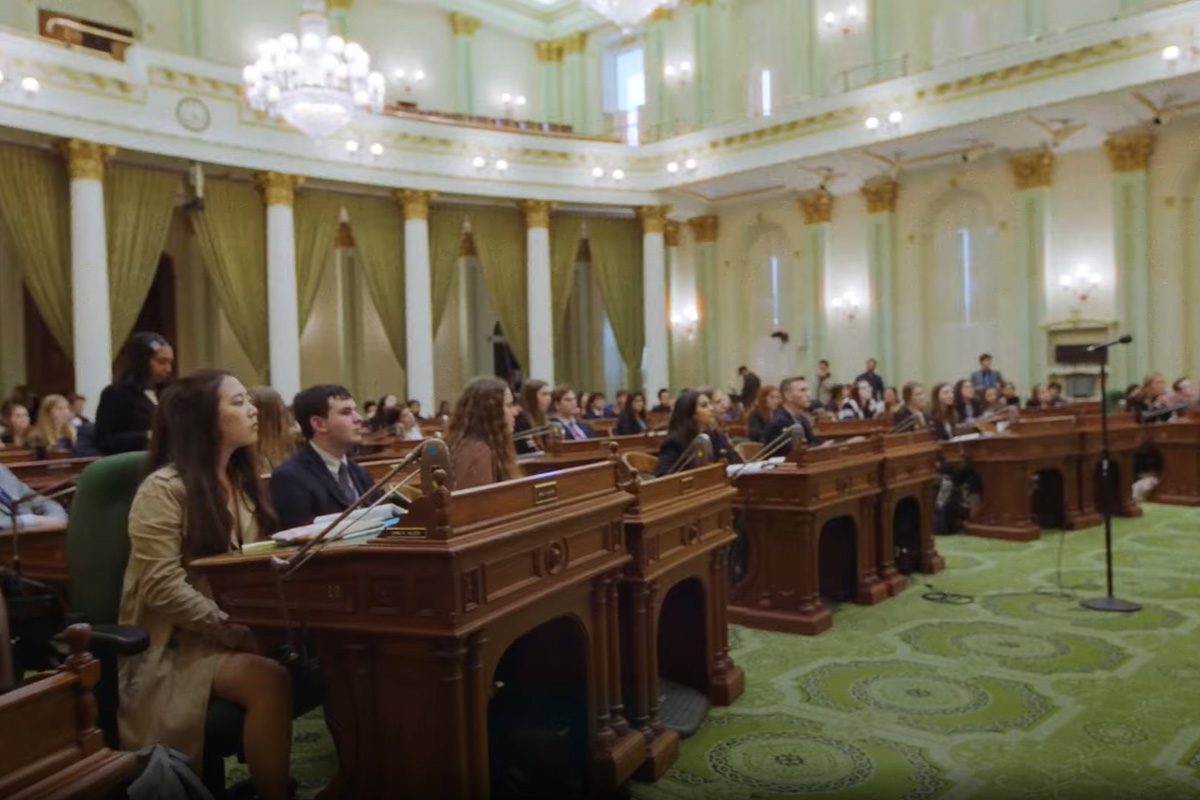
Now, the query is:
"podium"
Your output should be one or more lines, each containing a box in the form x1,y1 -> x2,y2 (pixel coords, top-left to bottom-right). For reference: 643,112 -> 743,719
878,432 -> 944,590
960,416 -> 1099,541
618,463 -> 744,781
1148,413 -> 1200,506
192,461 -> 647,799
729,438 -> 886,635
1076,413 -> 1144,518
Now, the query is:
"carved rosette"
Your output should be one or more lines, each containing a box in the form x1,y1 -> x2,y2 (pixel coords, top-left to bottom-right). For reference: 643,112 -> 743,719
636,205 -> 670,235
861,179 -> 899,214
254,171 -> 303,207
396,189 -> 435,221
60,139 -> 117,181
1105,132 -> 1154,173
688,215 -> 719,243
664,220 -> 681,247
1009,149 -> 1054,190
798,189 -> 833,225
449,11 -> 480,36
517,199 -> 555,229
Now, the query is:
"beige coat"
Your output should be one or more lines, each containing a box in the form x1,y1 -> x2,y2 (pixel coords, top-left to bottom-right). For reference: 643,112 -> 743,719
118,466 -> 261,766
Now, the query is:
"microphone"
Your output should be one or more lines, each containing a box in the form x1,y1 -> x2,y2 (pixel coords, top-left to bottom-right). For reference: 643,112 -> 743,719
513,424 -> 553,442
2,475 -> 77,575
727,423 -> 804,481
1087,334 -> 1133,352
666,433 -> 713,476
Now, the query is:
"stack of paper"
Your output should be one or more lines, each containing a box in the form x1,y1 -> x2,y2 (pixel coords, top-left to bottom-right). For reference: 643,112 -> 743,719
271,504 -> 404,545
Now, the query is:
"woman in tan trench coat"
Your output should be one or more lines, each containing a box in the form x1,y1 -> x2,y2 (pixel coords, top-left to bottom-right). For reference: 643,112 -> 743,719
118,369 -> 293,800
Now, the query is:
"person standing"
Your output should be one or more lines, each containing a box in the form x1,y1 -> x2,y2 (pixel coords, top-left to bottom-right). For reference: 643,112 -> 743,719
93,332 -> 175,454
970,353 -> 1003,391
855,358 -> 885,401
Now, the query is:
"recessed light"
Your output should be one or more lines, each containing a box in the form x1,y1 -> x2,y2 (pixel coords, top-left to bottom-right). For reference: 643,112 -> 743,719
345,140 -> 360,153
1162,45 -> 1182,61
21,76 -> 40,93
612,169 -> 625,180
684,158 -> 697,170
495,159 -> 508,171
888,110 -> 903,124
472,155 -> 486,168
592,166 -> 605,178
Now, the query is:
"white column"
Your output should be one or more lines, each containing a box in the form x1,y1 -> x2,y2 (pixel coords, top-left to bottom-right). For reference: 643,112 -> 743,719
255,172 -> 302,399
399,190 -> 436,412
639,206 -> 670,393
520,200 -> 555,383
664,221 -> 681,387
62,139 -> 115,417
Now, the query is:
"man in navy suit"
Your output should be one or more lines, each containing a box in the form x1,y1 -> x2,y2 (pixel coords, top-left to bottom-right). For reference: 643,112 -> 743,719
549,385 -> 595,440
269,384 -> 376,530
762,376 -> 823,458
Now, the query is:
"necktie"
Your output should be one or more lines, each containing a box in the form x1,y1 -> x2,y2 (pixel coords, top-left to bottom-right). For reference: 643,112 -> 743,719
337,462 -> 356,505
569,420 -> 584,439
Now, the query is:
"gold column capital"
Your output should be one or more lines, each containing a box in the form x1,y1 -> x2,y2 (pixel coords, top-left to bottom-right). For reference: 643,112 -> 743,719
1009,149 -> 1054,190
535,40 -> 562,63
517,199 -> 555,228
396,189 -> 436,220
664,220 -> 681,248
636,205 -> 670,234
861,179 -> 899,214
335,221 -> 355,248
688,215 -> 718,243
559,32 -> 588,56
59,139 -> 117,181
648,5 -> 674,22
254,172 -> 303,206
798,189 -> 833,225
1104,131 -> 1154,173
449,11 -> 481,36
327,0 -> 353,7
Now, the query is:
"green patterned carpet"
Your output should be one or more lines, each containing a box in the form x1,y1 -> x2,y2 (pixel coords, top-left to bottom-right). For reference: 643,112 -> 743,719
237,503 -> 1200,799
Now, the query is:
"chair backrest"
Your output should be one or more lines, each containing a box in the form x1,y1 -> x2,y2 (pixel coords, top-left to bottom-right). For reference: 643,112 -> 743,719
66,452 -> 147,625
622,451 -> 658,477
735,441 -> 763,461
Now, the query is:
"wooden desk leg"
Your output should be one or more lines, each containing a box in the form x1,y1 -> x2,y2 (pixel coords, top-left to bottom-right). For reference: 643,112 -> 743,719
708,547 -> 744,706
1116,452 -> 1143,517
634,580 -> 680,783
875,493 -> 906,596
856,498 -> 888,605
1064,459 -> 1102,530
592,573 -> 648,791
918,483 -> 945,574
728,512 -> 832,635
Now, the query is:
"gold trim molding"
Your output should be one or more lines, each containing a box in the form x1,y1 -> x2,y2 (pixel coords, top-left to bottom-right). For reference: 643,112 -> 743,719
637,205 -> 670,234
861,179 -> 898,214
59,138 -> 116,181
449,11 -> 481,36
396,189 -> 436,220
798,190 -> 833,225
517,199 -> 555,229
664,220 -> 681,247
255,171 -> 303,206
688,215 -> 718,243
1009,149 -> 1054,189
1104,131 -> 1154,173
559,32 -> 587,56
535,40 -> 562,63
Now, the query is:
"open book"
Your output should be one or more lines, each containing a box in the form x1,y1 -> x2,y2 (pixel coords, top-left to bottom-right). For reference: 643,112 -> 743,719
271,504 -> 405,546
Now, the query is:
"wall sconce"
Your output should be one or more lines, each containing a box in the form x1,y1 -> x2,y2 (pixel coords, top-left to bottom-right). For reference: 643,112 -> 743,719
822,5 -> 863,36
663,60 -> 692,87
1059,270 -> 1101,312
0,70 -> 41,96
830,292 -> 861,321
343,139 -> 384,158
500,92 -> 527,116
670,306 -> 700,338
392,68 -> 425,96
589,166 -> 625,181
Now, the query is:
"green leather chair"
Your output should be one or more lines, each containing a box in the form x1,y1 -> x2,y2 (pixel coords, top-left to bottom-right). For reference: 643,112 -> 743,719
65,452 -> 246,797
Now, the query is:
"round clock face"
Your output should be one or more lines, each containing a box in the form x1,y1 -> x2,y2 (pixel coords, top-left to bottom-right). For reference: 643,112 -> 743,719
176,97 -> 211,132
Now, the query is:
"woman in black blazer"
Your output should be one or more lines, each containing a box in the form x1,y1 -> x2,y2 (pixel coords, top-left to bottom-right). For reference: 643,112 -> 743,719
614,391 -> 649,435
952,379 -> 981,423
93,332 -> 175,455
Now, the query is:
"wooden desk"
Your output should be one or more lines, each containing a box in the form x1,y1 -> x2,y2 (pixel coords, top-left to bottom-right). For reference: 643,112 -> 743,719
877,432 -> 944,591
814,418 -> 888,439
729,439 -> 886,635
1147,414 -> 1200,506
0,524 -> 68,588
193,461 -> 646,799
6,458 -> 94,493
618,463 -> 744,781
960,417 -> 1098,542
1076,413 -> 1144,518
520,433 -> 663,476
0,625 -> 136,799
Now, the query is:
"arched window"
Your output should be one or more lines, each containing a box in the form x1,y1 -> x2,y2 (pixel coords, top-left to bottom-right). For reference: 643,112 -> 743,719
743,223 -> 799,379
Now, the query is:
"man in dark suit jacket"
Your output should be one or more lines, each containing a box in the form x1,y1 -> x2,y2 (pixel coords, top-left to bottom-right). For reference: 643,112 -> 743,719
269,384 -> 376,531
762,376 -> 822,458
969,353 -> 1004,391
855,358 -> 885,401
549,385 -> 595,440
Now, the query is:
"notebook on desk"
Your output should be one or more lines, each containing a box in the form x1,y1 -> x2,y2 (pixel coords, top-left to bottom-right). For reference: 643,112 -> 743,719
271,504 -> 405,546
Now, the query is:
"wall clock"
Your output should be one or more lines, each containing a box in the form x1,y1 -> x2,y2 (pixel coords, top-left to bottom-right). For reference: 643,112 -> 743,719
176,97 -> 211,132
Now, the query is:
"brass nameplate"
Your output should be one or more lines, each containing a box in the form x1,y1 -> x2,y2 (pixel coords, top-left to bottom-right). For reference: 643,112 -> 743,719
389,527 -> 427,539
680,475 -> 695,494
534,481 -> 559,505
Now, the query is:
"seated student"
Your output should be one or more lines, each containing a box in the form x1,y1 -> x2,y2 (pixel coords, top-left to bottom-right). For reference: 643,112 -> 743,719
980,385 -> 1003,414
369,394 -> 399,432
0,462 -> 68,528
838,380 -> 882,420
514,379 -> 551,455
1127,372 -> 1175,423
248,386 -> 298,473
549,385 -> 594,440
119,370 -> 292,800
614,391 -> 649,435
650,388 -> 673,414
1001,381 -> 1021,407
891,382 -> 930,433
1168,377 -> 1196,410
94,332 -> 175,455
882,386 -> 901,417
269,384 -> 373,530
67,392 -> 90,429
604,389 -> 628,419
953,379 -> 981,422
397,408 -> 424,441
0,401 -> 31,448
817,384 -> 845,420
746,385 -> 781,443
762,376 -> 823,457
406,398 -> 425,423
32,394 -> 78,452
930,382 -> 959,441
1026,384 -> 1051,409
654,391 -> 717,477
711,389 -> 737,422
362,401 -> 378,422
583,392 -> 607,420
447,376 -> 520,491
1045,381 -> 1069,407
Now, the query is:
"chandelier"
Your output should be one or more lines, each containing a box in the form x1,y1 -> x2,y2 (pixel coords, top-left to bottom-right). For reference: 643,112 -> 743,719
242,0 -> 384,139
579,0 -> 677,31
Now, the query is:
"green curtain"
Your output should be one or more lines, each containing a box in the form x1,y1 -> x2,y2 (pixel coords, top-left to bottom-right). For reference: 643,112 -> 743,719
550,214 -> 583,335
105,163 -> 180,348
0,145 -> 73,356
429,205 -> 465,336
469,206 -> 528,369
189,179 -> 269,376
587,216 -> 644,387
343,195 -> 406,371
294,191 -> 343,333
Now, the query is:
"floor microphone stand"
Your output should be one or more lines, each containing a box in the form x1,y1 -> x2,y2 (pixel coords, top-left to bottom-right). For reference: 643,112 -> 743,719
1081,345 -> 1141,613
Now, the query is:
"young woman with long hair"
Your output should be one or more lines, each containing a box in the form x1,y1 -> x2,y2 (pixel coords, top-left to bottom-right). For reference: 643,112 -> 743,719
119,369 -> 292,800
746,385 -> 781,443
94,331 -> 175,454
248,386 -> 298,473
31,394 -> 77,451
614,391 -> 649,435
0,401 -> 31,448
929,382 -> 959,441
513,379 -> 552,454
892,382 -> 930,433
953,379 -> 981,422
446,376 -> 521,490
654,390 -> 716,477
839,380 -> 881,420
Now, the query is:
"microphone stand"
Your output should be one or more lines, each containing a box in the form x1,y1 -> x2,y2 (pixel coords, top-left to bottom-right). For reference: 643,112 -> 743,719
1080,342 -> 1140,613
666,433 -> 713,476
727,424 -> 803,481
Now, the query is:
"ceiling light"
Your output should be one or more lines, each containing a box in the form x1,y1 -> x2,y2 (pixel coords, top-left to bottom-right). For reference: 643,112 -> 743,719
20,76 -> 39,93
495,159 -> 508,171
472,155 -> 486,168
592,166 -> 605,178
680,60 -> 691,73
845,5 -> 860,20
864,116 -> 880,130
666,161 -> 679,173
1162,45 -> 1181,61
501,92 -> 512,103
888,110 -> 903,124
612,169 -> 625,180
684,158 -> 697,170
345,139 -> 360,153
369,142 -> 383,156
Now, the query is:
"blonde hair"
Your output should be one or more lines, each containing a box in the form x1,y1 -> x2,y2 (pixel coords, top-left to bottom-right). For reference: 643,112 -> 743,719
446,377 -> 518,482
33,394 -> 75,448
248,386 -> 297,471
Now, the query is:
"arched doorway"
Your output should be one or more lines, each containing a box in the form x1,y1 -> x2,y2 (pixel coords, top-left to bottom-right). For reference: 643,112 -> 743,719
818,515 -> 858,602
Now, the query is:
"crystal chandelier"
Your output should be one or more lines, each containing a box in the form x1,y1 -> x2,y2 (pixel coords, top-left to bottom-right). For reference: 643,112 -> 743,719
579,0 -> 677,31
242,0 -> 384,139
